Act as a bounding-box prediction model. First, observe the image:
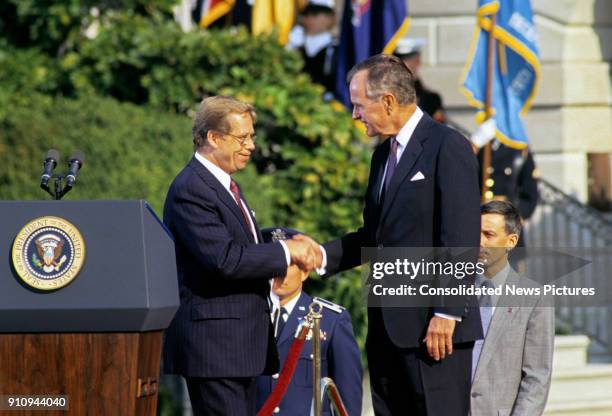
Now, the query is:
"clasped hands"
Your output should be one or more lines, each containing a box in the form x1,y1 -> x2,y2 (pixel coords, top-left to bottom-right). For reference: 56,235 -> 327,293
284,234 -> 323,272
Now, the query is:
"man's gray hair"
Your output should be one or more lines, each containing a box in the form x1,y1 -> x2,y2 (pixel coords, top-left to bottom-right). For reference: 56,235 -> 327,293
192,96 -> 256,150
346,54 -> 416,105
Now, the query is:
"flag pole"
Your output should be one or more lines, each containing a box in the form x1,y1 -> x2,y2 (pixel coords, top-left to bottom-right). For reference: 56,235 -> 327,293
481,10 -> 497,202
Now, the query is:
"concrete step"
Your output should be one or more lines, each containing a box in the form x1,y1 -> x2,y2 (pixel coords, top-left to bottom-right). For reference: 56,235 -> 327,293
553,335 -> 590,370
545,398 -> 612,416
548,364 -> 612,404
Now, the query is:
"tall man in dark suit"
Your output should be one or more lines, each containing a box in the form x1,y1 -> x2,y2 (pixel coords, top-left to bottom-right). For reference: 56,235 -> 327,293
320,55 -> 483,415
162,96 -> 321,416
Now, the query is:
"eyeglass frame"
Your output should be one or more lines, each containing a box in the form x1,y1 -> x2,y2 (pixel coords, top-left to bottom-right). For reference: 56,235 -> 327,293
213,130 -> 257,146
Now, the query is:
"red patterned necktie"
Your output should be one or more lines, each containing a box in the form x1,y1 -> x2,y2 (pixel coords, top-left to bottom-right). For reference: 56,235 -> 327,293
229,179 -> 253,230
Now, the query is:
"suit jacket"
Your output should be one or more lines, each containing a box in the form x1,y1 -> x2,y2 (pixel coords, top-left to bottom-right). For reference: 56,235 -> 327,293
256,293 -> 363,416
470,271 -> 554,416
323,112 -> 483,348
162,157 -> 287,378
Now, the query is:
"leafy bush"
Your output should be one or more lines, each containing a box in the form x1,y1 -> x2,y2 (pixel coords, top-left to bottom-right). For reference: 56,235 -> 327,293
0,92 -> 191,211
0,15 -> 372,353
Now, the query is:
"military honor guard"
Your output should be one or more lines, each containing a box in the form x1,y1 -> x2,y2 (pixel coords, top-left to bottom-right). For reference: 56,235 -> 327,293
256,227 -> 363,416
479,141 -> 539,223
287,0 -> 337,100
394,37 -> 446,123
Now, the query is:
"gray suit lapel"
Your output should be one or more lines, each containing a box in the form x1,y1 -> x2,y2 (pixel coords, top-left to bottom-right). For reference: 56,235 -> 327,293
473,271 -> 523,384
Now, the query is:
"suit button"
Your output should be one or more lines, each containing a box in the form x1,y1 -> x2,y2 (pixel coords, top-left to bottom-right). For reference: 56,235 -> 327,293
310,354 -> 314,359
272,373 -> 279,379
274,406 -> 280,413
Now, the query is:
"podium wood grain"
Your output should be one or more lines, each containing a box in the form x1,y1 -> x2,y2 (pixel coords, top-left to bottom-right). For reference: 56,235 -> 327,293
0,331 -> 163,416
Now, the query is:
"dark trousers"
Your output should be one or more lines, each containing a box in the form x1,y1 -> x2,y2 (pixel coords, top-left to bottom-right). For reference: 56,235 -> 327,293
186,377 -> 256,416
366,308 -> 473,416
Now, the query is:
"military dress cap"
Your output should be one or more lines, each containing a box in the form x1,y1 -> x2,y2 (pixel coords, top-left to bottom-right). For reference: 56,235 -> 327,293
261,227 -> 304,243
394,37 -> 427,58
302,0 -> 335,15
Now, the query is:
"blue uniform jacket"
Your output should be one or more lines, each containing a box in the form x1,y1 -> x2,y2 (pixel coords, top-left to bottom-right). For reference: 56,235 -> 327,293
256,292 -> 363,415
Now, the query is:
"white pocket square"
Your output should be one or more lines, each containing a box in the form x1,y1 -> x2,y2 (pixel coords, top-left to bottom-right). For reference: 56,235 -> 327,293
410,171 -> 425,181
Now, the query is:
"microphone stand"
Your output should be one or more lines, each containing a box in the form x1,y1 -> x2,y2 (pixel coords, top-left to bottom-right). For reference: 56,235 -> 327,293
41,174 -> 74,200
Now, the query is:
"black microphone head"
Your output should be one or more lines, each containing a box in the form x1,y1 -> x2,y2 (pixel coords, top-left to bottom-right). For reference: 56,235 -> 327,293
69,150 -> 85,166
45,149 -> 60,163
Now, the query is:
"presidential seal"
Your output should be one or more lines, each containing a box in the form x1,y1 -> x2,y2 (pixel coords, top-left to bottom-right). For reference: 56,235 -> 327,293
11,216 -> 85,291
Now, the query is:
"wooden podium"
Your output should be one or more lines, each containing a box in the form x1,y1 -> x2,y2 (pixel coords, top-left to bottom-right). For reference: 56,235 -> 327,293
0,201 -> 179,415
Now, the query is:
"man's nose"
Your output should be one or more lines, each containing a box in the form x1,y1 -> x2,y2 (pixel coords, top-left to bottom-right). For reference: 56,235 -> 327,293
352,107 -> 359,120
245,139 -> 256,151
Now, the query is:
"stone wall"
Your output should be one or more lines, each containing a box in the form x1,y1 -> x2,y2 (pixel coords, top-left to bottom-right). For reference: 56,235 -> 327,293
411,0 -> 612,201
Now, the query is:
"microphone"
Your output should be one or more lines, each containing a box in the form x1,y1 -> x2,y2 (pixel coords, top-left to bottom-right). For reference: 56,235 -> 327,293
41,149 -> 60,187
65,150 -> 85,188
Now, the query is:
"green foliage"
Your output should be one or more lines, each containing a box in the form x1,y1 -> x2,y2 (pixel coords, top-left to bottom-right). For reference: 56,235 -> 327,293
0,0 -> 176,56
0,10 -> 372,357
0,92 -> 191,213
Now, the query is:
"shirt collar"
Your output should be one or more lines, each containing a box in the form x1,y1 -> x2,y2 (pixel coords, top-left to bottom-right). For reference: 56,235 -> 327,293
194,152 -> 231,191
478,261 -> 511,288
278,291 -> 303,317
304,32 -> 333,57
394,106 -> 424,148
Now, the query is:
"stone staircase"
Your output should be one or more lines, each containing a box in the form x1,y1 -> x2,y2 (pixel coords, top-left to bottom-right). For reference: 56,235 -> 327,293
545,335 -> 612,415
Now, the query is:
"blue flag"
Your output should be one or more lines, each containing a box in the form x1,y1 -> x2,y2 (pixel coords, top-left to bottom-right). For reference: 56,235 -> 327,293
335,0 -> 410,107
461,0 -> 540,149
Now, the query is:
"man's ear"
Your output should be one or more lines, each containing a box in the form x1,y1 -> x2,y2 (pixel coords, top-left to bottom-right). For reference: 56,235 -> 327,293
381,93 -> 397,115
507,233 -> 519,249
207,130 -> 220,149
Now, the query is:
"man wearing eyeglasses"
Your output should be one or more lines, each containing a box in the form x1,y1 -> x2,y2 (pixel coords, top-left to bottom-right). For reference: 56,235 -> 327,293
162,96 -> 324,415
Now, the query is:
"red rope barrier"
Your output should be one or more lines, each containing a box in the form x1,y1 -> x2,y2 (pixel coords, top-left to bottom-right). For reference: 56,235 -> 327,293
323,378 -> 349,416
257,324 -> 311,416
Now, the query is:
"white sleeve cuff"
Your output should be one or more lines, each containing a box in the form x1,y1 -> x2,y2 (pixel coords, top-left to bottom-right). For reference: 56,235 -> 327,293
279,240 -> 291,266
434,312 -> 462,322
316,245 -> 327,275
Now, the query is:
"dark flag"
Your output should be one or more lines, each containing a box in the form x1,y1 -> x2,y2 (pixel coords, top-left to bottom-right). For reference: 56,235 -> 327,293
335,0 -> 410,106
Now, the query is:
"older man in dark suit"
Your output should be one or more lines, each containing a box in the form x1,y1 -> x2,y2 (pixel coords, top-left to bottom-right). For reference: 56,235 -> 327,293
320,54 -> 483,416
162,96 -> 320,415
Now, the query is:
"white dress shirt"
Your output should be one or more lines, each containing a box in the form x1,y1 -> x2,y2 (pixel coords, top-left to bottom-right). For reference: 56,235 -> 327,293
476,262 -> 511,316
270,292 -> 302,323
378,106 -> 424,199
194,152 -> 292,265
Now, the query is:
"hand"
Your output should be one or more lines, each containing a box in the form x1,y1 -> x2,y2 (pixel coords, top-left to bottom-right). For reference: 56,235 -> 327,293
284,235 -> 322,271
292,234 -> 323,269
423,316 -> 456,361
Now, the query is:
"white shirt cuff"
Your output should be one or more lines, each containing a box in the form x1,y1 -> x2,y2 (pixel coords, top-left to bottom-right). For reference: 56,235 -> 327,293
279,240 -> 291,266
316,245 -> 327,275
434,312 -> 462,322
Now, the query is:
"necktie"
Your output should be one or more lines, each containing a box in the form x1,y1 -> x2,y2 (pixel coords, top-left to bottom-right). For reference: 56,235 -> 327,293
229,179 -> 254,232
275,307 -> 288,339
384,137 -> 399,193
272,308 -> 280,337
472,279 -> 495,380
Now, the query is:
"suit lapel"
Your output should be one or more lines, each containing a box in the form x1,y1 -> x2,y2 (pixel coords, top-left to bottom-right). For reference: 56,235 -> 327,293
277,292 -> 311,346
188,157 -> 255,242
241,196 -> 261,242
378,116 -> 431,228
473,271 -> 523,384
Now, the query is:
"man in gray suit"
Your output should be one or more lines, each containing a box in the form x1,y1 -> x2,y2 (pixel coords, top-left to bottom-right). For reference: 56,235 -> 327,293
471,200 -> 554,416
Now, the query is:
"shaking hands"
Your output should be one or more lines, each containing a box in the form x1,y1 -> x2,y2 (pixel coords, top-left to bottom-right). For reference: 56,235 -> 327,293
284,234 -> 323,272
